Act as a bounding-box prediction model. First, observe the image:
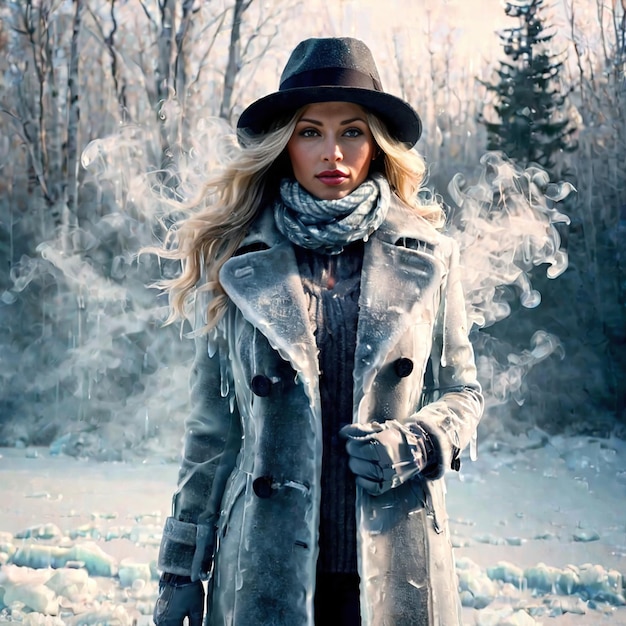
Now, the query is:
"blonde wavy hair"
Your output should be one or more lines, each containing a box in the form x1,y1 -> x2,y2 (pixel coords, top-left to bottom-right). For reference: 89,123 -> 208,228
156,106 -> 444,331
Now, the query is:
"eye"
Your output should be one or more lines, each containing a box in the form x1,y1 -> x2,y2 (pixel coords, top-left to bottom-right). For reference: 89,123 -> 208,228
298,128 -> 320,138
343,127 -> 364,138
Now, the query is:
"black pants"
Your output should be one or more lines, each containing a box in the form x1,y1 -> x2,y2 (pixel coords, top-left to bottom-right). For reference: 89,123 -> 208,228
314,573 -> 361,625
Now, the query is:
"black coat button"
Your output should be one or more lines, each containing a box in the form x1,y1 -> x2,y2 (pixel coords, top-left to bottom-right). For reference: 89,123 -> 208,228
253,476 -> 274,498
394,358 -> 414,378
251,374 -> 272,397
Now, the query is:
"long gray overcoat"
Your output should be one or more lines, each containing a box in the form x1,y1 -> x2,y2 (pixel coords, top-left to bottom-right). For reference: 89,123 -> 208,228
161,196 -> 483,626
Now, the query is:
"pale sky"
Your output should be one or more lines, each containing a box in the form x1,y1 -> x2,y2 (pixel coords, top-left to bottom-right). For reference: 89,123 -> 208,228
248,0 -> 581,99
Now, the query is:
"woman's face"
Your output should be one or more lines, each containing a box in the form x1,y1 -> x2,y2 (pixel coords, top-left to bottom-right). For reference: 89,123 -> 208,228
286,101 -> 377,200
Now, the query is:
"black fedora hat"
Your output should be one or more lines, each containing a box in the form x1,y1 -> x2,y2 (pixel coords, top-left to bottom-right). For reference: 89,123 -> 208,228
237,37 -> 422,147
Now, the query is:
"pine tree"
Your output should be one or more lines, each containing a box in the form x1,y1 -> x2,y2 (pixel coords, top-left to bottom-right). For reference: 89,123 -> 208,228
478,0 -> 577,172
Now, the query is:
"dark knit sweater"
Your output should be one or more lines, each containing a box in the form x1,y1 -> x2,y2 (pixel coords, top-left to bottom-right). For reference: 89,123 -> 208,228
295,241 -> 363,575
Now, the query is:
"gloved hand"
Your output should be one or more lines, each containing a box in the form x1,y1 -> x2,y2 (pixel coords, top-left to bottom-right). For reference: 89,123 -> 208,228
340,420 -> 434,496
153,573 -> 205,626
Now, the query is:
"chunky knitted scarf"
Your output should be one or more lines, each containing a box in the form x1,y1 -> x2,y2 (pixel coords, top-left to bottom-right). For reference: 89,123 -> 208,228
274,174 -> 391,254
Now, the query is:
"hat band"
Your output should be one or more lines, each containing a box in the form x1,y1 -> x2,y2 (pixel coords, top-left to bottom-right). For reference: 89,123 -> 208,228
280,67 -> 382,92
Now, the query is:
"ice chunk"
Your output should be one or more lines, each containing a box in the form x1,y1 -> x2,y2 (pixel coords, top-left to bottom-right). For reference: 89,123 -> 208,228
2,581 -> 58,615
91,511 -> 118,520
15,524 -> 63,541
504,536 -> 525,546
61,603 -> 135,625
0,535 -> 16,564
45,567 -> 96,600
572,530 -> 600,542
549,595 -> 587,615
133,512 -> 161,524
556,566 -> 580,595
69,523 -> 102,540
487,561 -> 524,587
578,563 -> 625,604
118,559 -> 152,588
523,562 -> 560,593
456,565 -> 497,608
66,543 -> 118,577
11,545 -> 63,570
500,610 -> 540,626
12,612 -> 65,625
475,606 -> 515,626
125,578 -> 158,601
11,542 -> 118,577
128,524 -> 162,546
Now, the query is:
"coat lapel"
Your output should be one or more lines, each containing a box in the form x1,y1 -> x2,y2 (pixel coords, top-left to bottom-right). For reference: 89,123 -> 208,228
354,201 -> 446,411
219,214 -> 321,411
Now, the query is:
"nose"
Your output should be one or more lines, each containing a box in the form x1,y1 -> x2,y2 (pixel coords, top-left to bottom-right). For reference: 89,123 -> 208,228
322,137 -> 343,162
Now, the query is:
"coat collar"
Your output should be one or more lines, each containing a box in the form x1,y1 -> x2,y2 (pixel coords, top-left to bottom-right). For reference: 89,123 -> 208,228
219,196 -> 448,406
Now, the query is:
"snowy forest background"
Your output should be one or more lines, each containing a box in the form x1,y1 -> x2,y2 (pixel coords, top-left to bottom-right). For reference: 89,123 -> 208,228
0,0 -> 624,460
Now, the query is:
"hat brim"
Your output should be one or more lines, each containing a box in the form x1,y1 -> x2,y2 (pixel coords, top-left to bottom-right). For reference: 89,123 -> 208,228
237,86 -> 422,147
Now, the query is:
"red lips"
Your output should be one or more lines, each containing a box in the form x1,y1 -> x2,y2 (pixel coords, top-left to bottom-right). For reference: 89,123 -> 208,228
316,170 -> 349,185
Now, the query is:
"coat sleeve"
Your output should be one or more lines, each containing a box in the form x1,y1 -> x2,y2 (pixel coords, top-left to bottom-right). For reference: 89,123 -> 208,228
411,237 -> 484,479
158,308 -> 242,578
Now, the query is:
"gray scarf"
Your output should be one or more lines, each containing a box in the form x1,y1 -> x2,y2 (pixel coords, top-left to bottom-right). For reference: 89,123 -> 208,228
274,174 -> 391,254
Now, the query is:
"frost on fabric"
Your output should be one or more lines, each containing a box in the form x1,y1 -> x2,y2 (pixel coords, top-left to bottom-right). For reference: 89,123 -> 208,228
199,296 -> 320,624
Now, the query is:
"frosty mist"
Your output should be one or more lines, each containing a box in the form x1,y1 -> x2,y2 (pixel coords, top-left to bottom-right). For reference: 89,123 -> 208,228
445,151 -> 573,439
2,109 -> 572,456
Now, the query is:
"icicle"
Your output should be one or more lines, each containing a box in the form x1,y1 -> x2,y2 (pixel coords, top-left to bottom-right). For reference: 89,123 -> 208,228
251,325 -> 259,377
469,431 -> 478,462
219,349 -> 230,399
282,480 -> 311,495
207,328 -> 218,358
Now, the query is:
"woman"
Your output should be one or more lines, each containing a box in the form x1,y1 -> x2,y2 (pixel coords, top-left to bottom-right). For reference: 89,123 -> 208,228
153,37 -> 483,626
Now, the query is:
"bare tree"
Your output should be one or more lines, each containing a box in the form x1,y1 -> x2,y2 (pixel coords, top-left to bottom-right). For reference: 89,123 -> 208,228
217,0 -> 288,123
155,0 -> 176,106
388,16 -> 480,175
87,0 -> 128,116
2,1 -> 54,211
220,0 -> 253,121
0,0 -> 89,239
0,0 -> 306,450
62,0 -> 84,254
174,0 -> 197,106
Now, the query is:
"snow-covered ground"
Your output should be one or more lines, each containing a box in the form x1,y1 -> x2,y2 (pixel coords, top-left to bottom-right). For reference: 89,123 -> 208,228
0,431 -> 625,625
448,431 -> 626,625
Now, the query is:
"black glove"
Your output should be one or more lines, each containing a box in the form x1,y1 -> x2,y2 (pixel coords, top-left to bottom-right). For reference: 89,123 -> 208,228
340,420 -> 434,496
153,573 -> 205,626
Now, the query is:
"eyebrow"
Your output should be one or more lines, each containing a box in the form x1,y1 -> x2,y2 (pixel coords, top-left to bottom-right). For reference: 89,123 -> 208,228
296,116 -> 367,126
